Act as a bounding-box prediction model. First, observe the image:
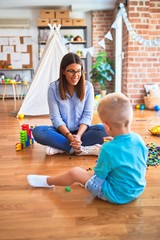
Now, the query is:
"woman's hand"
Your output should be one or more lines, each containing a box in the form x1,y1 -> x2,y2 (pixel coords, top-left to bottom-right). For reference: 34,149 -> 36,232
70,134 -> 82,152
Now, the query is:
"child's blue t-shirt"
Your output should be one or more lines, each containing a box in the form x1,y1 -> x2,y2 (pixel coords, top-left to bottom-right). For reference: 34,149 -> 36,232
94,132 -> 148,204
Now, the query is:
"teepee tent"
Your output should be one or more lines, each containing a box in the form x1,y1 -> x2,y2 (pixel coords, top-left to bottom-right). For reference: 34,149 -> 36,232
18,24 -> 67,116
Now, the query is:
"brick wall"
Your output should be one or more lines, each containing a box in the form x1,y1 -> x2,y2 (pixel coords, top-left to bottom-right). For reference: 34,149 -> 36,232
92,0 -> 160,105
92,10 -> 115,93
121,0 -> 160,106
92,10 -> 114,59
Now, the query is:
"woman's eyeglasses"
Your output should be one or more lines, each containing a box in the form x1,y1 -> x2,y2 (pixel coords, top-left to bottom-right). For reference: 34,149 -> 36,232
66,69 -> 82,75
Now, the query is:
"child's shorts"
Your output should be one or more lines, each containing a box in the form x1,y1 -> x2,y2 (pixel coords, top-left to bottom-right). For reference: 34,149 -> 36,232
85,174 -> 106,200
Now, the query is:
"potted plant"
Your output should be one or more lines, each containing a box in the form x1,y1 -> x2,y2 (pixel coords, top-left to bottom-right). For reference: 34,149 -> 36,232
69,35 -> 74,41
90,51 -> 115,95
63,35 -> 69,40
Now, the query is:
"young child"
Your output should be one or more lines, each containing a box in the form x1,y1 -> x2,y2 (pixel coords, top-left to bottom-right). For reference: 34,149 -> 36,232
27,93 -> 148,204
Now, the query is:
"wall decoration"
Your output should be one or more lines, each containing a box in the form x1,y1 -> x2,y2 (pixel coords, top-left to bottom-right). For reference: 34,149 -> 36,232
119,3 -> 160,47
63,3 -> 160,59
0,36 -> 33,69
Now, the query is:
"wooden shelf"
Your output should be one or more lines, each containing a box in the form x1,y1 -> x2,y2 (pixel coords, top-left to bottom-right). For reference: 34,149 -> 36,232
38,25 -> 89,79
38,26 -> 87,30
0,68 -> 33,71
39,40 -> 87,45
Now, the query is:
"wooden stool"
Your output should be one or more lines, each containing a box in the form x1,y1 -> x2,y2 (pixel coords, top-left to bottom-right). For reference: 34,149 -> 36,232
2,83 -> 19,101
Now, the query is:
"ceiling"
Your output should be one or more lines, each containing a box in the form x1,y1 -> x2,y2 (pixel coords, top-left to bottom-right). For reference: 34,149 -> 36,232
0,0 -> 117,11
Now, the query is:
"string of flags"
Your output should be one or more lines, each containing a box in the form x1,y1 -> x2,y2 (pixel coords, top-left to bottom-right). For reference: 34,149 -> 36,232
62,2 -> 160,57
119,3 -> 160,47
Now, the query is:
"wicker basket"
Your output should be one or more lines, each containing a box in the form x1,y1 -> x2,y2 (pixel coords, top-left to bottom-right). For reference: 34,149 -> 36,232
144,96 -> 160,109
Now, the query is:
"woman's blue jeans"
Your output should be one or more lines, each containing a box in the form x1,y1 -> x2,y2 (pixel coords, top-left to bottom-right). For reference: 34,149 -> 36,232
32,124 -> 107,153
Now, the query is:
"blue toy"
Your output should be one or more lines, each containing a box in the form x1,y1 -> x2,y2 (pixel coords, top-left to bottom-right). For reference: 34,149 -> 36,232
154,105 -> 160,111
140,104 -> 145,110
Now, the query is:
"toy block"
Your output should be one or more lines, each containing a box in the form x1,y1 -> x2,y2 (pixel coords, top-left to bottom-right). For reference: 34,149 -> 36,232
15,143 -> 23,151
15,124 -> 34,151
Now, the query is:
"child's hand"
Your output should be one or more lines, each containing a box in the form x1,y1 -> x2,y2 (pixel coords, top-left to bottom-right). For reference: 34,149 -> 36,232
103,136 -> 113,142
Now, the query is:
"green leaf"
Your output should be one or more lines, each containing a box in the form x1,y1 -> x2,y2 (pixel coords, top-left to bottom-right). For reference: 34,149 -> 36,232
90,51 -> 115,87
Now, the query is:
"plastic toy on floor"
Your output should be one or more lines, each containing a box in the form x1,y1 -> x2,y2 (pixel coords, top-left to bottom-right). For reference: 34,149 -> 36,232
146,143 -> 160,167
15,124 -> 34,151
149,126 -> 160,136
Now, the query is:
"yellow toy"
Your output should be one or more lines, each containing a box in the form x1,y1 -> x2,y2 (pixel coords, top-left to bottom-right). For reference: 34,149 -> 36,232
8,64 -> 13,69
18,114 -> 24,119
135,104 -> 140,109
149,126 -> 160,135
23,80 -> 28,85
15,143 -> 23,151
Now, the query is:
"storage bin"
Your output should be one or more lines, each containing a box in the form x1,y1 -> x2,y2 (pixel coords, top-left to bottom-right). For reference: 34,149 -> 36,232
55,10 -> 69,19
49,19 -> 61,25
40,10 -> 55,19
144,96 -> 160,109
61,19 -> 72,26
37,19 -> 49,26
72,19 -> 84,26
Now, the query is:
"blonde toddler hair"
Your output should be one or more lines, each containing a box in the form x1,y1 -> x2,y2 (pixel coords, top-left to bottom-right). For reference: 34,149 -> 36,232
98,92 -> 133,128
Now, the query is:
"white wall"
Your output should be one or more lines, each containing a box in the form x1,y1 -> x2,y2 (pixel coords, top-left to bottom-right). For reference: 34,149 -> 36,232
0,9 -> 91,71
0,8 -> 92,97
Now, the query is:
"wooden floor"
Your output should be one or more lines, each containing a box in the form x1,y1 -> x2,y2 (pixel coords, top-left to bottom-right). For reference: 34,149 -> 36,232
0,99 -> 160,240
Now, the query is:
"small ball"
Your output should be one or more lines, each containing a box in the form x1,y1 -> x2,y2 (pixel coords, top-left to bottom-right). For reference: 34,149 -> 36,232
136,104 -> 140,109
18,114 -> 24,119
140,104 -> 145,110
154,105 -> 160,111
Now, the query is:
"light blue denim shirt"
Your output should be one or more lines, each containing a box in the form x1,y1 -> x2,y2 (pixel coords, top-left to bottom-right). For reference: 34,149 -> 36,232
48,80 -> 94,131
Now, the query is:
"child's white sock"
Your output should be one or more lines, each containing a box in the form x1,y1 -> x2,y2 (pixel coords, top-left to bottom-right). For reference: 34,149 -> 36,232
27,175 -> 54,188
